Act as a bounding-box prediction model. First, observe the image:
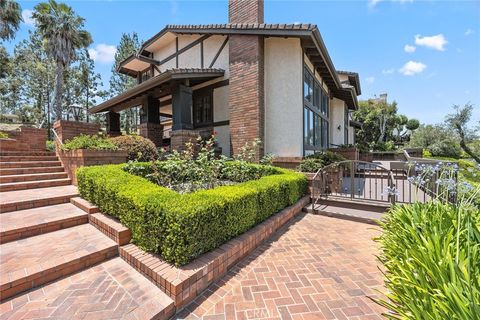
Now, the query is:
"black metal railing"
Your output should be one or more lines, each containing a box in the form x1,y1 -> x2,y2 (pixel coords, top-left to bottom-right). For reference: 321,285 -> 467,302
311,159 -> 453,207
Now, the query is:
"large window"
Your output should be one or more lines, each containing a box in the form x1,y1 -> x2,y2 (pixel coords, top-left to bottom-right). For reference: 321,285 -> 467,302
303,66 -> 329,154
193,90 -> 213,127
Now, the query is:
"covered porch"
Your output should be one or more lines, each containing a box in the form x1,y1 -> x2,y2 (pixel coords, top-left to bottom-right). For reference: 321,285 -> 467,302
89,68 -> 225,150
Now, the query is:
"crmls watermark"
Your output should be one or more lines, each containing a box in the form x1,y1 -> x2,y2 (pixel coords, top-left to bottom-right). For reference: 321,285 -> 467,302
245,308 -> 270,319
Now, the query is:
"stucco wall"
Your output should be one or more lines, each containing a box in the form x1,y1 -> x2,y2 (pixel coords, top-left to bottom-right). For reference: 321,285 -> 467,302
151,35 -> 229,75
264,38 -> 303,157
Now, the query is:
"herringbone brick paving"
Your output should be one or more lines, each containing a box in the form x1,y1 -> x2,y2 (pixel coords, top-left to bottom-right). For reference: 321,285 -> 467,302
176,213 -> 385,320
0,257 -> 174,319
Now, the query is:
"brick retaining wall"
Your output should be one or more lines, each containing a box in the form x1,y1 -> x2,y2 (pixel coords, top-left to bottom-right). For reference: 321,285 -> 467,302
0,127 -> 47,152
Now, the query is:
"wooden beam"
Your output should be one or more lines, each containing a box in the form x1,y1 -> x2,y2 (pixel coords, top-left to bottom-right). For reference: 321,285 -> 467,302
160,34 -> 211,67
209,36 -> 229,68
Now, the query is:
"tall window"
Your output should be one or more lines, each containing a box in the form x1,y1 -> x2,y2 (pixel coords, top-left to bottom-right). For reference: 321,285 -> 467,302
193,90 -> 213,126
303,66 -> 329,154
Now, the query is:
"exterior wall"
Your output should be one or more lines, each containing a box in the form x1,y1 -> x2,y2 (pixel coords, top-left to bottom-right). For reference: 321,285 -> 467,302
264,38 -> 303,157
229,34 -> 264,158
330,98 -> 346,146
348,126 -> 355,144
213,85 -> 230,156
151,35 -> 229,75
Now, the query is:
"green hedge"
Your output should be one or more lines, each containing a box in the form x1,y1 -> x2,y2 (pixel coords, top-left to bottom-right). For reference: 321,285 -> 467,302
377,202 -> 480,319
77,163 -> 307,265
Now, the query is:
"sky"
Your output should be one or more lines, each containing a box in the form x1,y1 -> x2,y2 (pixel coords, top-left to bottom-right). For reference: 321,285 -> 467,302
5,0 -> 480,126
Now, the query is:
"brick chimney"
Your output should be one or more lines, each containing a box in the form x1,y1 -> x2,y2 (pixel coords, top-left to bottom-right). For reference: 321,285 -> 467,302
228,0 -> 265,159
228,0 -> 264,24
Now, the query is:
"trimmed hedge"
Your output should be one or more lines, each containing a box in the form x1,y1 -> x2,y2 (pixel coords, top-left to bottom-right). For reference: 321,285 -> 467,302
77,163 -> 307,265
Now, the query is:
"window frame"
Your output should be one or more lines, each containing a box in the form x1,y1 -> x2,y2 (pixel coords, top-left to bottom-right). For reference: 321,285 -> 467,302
303,66 -> 330,154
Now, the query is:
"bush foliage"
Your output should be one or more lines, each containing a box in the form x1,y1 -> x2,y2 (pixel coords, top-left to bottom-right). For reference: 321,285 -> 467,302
377,202 -> 480,319
61,134 -> 117,151
299,151 -> 346,172
109,135 -> 158,162
77,163 -> 307,266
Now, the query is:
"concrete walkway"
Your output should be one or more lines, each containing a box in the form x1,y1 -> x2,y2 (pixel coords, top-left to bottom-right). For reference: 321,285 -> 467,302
176,213 -> 386,320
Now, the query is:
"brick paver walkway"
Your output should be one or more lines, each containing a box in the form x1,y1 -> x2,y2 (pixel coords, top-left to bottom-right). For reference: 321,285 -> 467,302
0,257 -> 174,319
176,213 -> 385,320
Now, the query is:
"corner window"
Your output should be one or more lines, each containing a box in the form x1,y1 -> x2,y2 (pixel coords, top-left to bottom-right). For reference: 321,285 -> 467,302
303,66 -> 329,154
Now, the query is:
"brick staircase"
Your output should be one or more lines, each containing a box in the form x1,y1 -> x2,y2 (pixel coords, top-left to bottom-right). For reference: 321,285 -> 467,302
0,151 -> 175,319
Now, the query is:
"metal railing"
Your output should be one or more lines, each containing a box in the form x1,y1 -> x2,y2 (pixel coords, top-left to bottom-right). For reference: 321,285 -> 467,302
51,128 -> 63,146
311,159 -> 452,207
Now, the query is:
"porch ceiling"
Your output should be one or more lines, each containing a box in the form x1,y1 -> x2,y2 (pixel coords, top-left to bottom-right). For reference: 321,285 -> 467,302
89,68 -> 225,114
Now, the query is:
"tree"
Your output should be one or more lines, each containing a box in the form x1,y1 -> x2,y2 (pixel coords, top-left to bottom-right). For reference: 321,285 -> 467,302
0,0 -> 22,41
352,98 -> 418,150
408,124 -> 453,149
445,103 -> 480,163
109,32 -> 141,133
32,0 -> 92,120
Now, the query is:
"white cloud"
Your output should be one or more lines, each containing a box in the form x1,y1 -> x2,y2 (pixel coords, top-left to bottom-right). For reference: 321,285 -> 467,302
368,0 -> 413,8
365,76 -> 375,84
88,44 -> 117,64
465,28 -> 474,36
404,44 -> 416,53
414,34 -> 448,51
382,68 -> 395,75
399,61 -> 427,76
21,9 -> 35,27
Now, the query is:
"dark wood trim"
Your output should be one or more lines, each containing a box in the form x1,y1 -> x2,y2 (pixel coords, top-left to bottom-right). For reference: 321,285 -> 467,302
158,79 -> 229,108
160,35 -> 211,67
194,120 -> 229,129
175,37 -> 179,68
200,40 -> 204,68
160,112 -> 172,118
159,99 -> 172,107
136,54 -> 160,66
209,36 -> 229,68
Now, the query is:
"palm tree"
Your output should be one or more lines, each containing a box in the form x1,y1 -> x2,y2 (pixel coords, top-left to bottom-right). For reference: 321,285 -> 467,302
32,0 -> 92,120
0,0 -> 23,40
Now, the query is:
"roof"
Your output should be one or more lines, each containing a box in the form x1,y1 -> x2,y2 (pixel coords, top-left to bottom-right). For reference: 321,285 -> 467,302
113,23 -> 360,110
89,68 -> 225,114
337,70 -> 361,96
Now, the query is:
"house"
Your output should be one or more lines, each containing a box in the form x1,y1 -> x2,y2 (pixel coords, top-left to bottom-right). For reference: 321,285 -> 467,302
90,0 -> 361,161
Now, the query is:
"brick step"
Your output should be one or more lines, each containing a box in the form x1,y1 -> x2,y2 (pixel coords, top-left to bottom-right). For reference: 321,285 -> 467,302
0,151 -> 55,157
70,197 -> 100,214
0,155 -> 59,162
0,161 -> 61,168
0,178 -> 71,192
303,202 -> 384,225
0,171 -> 68,183
0,185 -> 79,213
0,224 -> 117,300
0,166 -> 64,176
0,203 -> 88,244
0,257 -> 175,320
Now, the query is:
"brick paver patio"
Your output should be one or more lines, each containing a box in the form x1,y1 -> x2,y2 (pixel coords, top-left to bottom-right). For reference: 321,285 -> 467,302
176,213 -> 385,320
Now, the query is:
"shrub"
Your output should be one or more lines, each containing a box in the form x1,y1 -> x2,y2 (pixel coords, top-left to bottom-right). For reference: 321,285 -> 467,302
109,135 -> 158,161
428,139 -> 462,158
61,134 -> 117,151
299,151 -> 346,172
77,164 -> 307,266
377,202 -> 480,319
0,131 -> 8,139
46,140 -> 55,152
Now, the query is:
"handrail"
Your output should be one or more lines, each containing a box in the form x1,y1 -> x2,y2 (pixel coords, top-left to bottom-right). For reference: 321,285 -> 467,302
51,127 -> 63,146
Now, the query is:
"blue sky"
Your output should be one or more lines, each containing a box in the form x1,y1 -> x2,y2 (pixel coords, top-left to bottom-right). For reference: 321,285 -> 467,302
6,0 -> 480,125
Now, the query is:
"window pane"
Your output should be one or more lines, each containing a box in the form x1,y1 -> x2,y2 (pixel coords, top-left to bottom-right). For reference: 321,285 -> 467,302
303,107 -> 309,146
309,110 -> 314,146
304,70 -> 313,102
314,83 -> 320,110
315,114 -> 322,148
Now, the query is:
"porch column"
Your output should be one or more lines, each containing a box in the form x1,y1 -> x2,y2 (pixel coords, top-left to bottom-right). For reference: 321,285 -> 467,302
106,111 -> 121,136
139,95 -> 163,146
170,83 -> 198,151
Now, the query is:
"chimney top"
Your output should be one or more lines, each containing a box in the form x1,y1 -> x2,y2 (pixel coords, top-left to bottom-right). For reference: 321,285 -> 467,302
228,0 -> 264,24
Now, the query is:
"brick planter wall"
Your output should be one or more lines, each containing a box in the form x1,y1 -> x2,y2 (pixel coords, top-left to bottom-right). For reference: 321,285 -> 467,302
53,120 -> 100,144
170,130 -> 200,152
328,147 -> 359,161
57,150 -> 128,185
273,157 -> 303,170
0,127 -> 47,152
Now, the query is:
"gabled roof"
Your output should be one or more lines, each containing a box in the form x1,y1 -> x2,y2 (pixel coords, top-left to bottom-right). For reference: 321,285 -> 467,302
116,23 -> 360,109
337,70 -> 361,96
